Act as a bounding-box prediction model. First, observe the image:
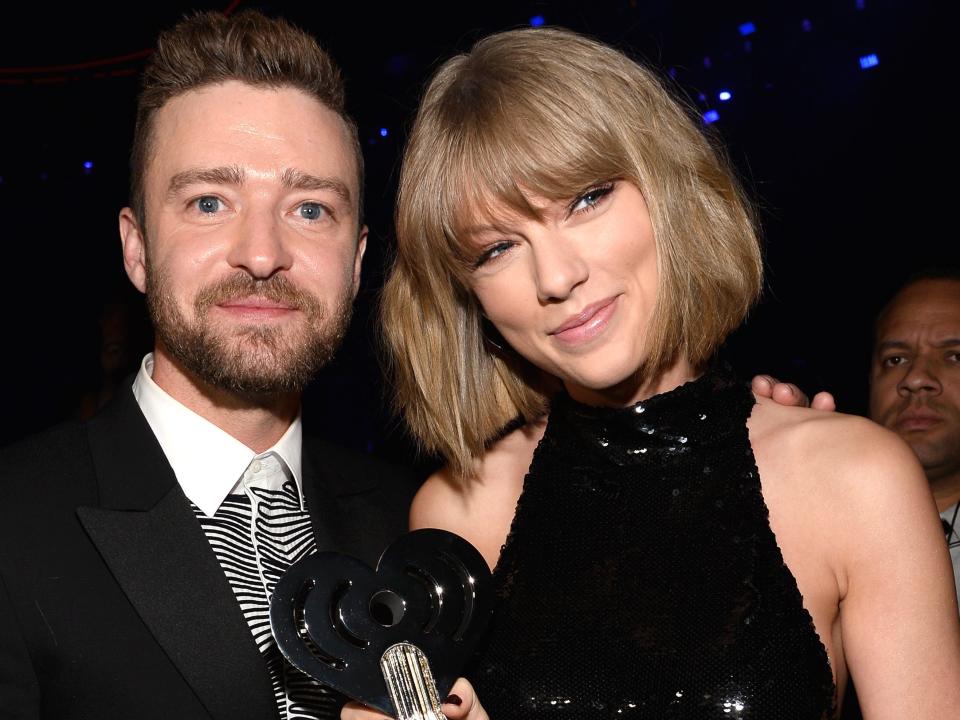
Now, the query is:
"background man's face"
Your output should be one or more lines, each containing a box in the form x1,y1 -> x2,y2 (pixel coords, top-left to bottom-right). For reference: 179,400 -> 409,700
131,81 -> 366,395
869,279 -> 960,482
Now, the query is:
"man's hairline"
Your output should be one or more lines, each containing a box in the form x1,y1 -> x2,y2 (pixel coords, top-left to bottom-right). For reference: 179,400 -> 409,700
134,80 -> 364,235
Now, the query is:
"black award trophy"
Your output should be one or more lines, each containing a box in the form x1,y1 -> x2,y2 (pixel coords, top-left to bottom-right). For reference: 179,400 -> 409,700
270,529 -> 492,720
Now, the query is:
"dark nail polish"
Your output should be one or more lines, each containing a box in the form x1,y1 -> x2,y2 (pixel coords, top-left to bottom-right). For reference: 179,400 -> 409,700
443,694 -> 463,706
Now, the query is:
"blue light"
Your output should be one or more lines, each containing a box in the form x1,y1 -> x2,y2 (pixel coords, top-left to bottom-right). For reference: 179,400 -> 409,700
379,128 -> 388,138
703,109 -> 720,124
739,22 -> 756,37
856,0 -> 866,9
83,161 -> 93,169
530,15 -> 545,27
801,18 -> 813,32
718,90 -> 732,102
859,53 -> 879,70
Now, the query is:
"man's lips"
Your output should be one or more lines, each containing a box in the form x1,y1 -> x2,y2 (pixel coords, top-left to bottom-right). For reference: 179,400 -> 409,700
219,296 -> 295,310
215,296 -> 298,318
549,296 -> 618,344
895,410 -> 943,432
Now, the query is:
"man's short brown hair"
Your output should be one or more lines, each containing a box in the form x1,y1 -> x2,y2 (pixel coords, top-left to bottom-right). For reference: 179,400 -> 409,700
129,10 -> 363,228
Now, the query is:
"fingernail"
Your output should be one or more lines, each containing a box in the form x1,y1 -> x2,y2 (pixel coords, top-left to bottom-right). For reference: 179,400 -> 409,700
443,694 -> 463,706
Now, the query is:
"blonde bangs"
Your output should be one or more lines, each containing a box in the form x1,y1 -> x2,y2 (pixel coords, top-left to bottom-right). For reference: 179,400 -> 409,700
425,68 -> 634,279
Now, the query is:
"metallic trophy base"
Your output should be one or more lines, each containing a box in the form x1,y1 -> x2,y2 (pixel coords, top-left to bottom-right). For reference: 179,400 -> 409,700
381,642 -> 447,720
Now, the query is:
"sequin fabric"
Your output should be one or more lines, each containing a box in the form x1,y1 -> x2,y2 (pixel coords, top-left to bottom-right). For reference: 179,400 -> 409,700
469,370 -> 836,719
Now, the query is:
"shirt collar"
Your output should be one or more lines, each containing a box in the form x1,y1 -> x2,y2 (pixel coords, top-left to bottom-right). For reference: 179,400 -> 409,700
132,353 -> 303,517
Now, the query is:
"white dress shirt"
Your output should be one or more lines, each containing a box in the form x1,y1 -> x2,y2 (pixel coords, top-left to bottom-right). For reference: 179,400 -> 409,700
132,353 -> 304,515
941,502 -> 960,608
131,354 -> 330,719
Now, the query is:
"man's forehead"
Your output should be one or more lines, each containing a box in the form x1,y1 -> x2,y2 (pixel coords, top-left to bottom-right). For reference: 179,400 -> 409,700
155,80 -> 352,146
151,82 -> 357,179
877,282 -> 960,341
878,279 -> 960,327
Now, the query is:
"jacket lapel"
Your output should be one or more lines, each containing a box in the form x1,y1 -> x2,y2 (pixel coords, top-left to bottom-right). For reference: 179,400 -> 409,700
78,389 -> 278,720
300,436 -> 399,568
300,439 -> 346,555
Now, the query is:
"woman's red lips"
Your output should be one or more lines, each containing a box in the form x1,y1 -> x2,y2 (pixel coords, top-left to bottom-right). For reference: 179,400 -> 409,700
550,296 -> 618,345
551,297 -> 617,334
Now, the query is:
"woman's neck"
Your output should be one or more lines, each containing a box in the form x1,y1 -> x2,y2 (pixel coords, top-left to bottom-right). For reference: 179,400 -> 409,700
564,358 -> 698,408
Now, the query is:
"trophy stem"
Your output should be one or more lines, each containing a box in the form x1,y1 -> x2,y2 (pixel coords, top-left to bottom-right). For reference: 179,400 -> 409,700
380,642 -> 448,720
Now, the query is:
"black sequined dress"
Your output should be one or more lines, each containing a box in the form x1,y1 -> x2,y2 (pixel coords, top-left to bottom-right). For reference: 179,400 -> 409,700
469,370 -> 835,719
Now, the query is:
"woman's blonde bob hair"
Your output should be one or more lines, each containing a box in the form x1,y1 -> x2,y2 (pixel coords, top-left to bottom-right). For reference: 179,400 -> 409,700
383,27 -> 762,476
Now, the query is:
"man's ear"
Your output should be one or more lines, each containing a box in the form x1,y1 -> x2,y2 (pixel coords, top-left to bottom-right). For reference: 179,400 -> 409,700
351,225 -> 368,299
119,207 -> 147,294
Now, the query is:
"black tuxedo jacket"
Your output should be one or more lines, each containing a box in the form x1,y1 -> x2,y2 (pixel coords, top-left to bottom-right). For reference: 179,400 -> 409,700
0,387 -> 416,719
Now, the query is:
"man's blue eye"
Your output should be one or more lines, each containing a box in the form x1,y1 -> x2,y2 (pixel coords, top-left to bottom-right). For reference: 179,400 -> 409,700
299,202 -> 324,220
197,196 -> 221,213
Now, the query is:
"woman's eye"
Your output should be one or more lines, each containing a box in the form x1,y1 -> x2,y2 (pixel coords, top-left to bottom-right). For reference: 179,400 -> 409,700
195,196 -> 221,214
297,202 -> 326,221
570,183 -> 614,214
474,241 -> 514,269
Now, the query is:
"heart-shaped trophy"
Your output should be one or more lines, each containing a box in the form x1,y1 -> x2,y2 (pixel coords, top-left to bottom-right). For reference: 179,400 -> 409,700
270,529 -> 492,720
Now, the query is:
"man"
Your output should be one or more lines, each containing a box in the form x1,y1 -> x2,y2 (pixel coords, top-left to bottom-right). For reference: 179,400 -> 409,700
870,271 -> 960,603
0,12 -> 413,720
0,10 -> 826,720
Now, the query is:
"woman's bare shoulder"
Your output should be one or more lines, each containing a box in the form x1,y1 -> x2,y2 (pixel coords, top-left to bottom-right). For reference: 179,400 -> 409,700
748,397 -> 936,551
749,397 -> 923,484
409,418 -> 547,567
748,404 -> 960,714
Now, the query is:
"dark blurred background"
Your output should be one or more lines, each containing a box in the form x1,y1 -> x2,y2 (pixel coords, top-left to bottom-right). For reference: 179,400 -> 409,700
0,0 -> 950,469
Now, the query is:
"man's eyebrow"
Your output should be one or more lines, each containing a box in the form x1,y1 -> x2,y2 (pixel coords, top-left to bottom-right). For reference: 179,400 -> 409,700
167,166 -> 245,198
875,339 -> 911,354
165,166 -> 353,207
280,168 -> 352,204
876,338 -> 960,353
280,168 -> 350,203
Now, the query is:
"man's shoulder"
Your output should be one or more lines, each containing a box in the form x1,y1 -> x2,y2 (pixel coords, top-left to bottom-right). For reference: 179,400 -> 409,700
0,419 -> 98,525
1,419 -> 92,479
303,434 -> 420,499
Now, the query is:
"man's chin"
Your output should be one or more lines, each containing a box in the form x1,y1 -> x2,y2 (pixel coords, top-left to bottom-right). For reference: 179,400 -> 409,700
150,289 -> 351,398
189,354 -> 314,396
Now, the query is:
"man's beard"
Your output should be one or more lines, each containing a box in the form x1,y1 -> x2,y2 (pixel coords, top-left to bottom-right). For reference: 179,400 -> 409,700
146,267 -> 352,397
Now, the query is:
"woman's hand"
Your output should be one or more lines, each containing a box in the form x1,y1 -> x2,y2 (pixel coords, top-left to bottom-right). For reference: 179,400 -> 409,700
751,374 -> 836,411
341,678 -> 489,720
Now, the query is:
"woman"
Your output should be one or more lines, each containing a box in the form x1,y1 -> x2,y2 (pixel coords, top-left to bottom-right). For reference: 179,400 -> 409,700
352,27 -> 960,719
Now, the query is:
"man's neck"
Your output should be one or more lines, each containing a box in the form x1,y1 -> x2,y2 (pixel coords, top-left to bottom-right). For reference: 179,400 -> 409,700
931,472 -> 960,513
150,349 -> 299,453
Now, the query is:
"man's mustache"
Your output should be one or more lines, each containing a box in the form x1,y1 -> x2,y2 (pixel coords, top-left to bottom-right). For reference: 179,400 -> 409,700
893,397 -> 948,417
194,273 -> 322,316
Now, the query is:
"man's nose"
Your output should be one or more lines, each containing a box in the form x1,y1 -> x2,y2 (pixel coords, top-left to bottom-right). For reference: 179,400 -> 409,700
897,356 -> 943,397
225,208 -> 294,278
